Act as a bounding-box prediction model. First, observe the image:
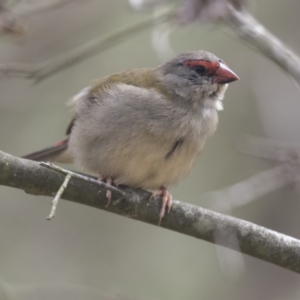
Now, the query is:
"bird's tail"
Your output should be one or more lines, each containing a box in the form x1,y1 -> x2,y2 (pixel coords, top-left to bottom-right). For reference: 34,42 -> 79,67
22,139 -> 73,163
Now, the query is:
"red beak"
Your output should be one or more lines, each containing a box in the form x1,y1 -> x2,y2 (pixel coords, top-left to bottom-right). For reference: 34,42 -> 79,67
213,62 -> 239,84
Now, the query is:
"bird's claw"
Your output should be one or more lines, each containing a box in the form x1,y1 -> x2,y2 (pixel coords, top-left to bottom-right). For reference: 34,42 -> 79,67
150,187 -> 173,226
99,176 -> 115,207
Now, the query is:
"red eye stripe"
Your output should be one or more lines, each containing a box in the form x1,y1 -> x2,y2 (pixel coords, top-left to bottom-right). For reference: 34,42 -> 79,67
183,60 -> 219,76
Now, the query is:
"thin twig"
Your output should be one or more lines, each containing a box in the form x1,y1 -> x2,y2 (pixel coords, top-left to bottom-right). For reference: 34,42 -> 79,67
40,162 -> 126,198
209,134 -> 300,277
16,0 -> 79,19
0,0 -> 87,36
210,135 -> 300,212
225,5 -> 300,86
237,135 -> 300,162
47,173 -> 71,220
209,164 -> 295,213
0,10 -> 174,82
176,1 -> 300,86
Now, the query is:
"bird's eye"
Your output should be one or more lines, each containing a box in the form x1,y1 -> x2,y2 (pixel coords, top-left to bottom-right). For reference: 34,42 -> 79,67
194,65 -> 207,75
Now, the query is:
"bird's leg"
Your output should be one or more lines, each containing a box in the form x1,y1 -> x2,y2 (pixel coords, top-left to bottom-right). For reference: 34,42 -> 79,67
150,186 -> 173,225
98,176 -> 116,207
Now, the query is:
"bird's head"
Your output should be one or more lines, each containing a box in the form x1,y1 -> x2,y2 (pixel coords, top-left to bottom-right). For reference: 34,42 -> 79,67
156,51 -> 239,106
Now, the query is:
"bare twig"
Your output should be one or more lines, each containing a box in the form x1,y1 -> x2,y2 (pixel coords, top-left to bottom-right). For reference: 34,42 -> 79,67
224,4 -> 300,85
177,0 -> 300,86
209,164 -> 296,213
178,0 -> 245,23
237,135 -> 300,162
210,135 -> 300,213
0,10 -> 174,82
0,0 -> 88,36
16,0 -> 79,19
47,173 -> 71,220
41,161 -> 126,198
1,150 -> 300,273
209,134 -> 300,277
0,62 -> 39,78
129,0 -> 169,11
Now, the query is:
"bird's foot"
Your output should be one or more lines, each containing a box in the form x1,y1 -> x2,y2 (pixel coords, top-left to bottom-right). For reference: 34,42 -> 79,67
150,186 -> 173,225
98,176 -> 116,207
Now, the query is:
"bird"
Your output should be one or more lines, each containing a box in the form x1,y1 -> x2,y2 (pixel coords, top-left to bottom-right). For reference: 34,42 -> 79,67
23,50 -> 239,224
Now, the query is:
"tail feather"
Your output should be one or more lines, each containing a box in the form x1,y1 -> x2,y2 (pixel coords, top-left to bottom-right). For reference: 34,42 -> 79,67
22,139 -> 72,163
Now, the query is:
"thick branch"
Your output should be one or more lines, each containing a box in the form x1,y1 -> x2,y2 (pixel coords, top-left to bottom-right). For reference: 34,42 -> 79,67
1,150 -> 300,273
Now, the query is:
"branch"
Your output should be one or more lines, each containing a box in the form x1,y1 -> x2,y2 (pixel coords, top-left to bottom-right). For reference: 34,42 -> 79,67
209,164 -> 295,212
209,135 -> 300,212
0,11 -> 174,82
0,0 -> 91,36
177,0 -> 300,86
16,0 -> 79,18
1,150 -> 300,273
237,135 -> 300,162
224,5 -> 300,85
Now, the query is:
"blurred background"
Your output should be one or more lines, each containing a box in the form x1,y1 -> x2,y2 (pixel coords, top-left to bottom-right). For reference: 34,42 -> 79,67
1,0 -> 300,299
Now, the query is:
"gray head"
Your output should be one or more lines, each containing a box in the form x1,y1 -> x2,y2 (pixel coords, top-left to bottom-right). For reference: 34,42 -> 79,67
156,50 -> 239,100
